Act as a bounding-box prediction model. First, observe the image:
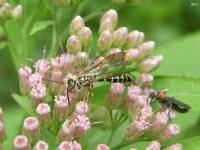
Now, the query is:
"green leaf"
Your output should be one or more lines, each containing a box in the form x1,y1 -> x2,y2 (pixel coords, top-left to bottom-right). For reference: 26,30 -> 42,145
0,41 -> 8,50
29,20 -> 54,36
153,76 -> 200,112
154,31 -> 200,77
11,93 -> 35,115
2,106 -> 26,150
180,136 -> 200,150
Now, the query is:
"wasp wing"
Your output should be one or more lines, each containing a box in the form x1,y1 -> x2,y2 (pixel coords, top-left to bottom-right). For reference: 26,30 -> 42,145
79,51 -> 126,75
171,97 -> 191,113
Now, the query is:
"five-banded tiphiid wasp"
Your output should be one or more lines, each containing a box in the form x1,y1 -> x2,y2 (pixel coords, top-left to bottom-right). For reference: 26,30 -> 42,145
44,51 -> 135,104
149,89 -> 191,113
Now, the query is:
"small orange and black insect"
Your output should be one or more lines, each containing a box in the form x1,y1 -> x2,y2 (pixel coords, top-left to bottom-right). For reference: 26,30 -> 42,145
149,90 -> 191,113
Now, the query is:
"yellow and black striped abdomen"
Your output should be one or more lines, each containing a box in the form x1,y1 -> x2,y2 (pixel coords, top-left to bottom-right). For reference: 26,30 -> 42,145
98,74 -> 134,83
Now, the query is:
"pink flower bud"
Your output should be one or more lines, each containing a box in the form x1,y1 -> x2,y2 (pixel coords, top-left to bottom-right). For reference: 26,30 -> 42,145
112,27 -> 128,48
12,5 -> 22,20
28,73 -> 43,88
100,9 -> 118,30
22,117 -> 40,142
57,141 -> 82,150
96,144 -> 110,150
74,52 -> 89,69
0,121 -> 6,142
136,73 -> 154,87
60,53 -> 75,72
138,55 -> 163,73
34,59 -> 50,77
78,26 -> 92,49
13,135 -> 30,150
125,120 -> 149,141
70,16 -> 85,34
145,141 -> 160,150
33,140 -> 48,150
107,83 -> 124,109
36,103 -> 51,127
164,144 -> 182,150
126,86 -> 141,106
0,3 -> 11,18
54,96 -> 69,122
72,114 -> 91,140
98,30 -> 113,51
58,120 -> 73,141
149,112 -> 169,134
137,106 -> 153,122
124,30 -> 144,49
51,56 -> 63,69
19,66 -> 32,90
75,101 -> 88,115
30,84 -> 46,107
66,35 -> 82,54
99,19 -> 114,34
124,48 -> 139,63
138,41 -> 155,59
159,124 -> 180,142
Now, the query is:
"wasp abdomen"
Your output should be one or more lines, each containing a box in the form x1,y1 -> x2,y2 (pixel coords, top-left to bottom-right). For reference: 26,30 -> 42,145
98,74 -> 133,83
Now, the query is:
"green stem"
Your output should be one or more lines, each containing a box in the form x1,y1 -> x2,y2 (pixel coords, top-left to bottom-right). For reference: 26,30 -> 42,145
2,22 -> 20,69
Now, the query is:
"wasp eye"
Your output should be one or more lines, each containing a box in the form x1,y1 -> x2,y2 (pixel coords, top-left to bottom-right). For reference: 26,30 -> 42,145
67,79 -> 76,89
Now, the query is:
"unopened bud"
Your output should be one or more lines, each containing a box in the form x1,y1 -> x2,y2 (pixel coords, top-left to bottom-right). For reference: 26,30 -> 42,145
19,66 -> 32,91
30,84 -> 46,107
164,144 -> 183,150
138,41 -> 155,59
124,48 -> 139,63
159,124 -> 180,142
66,35 -> 82,54
33,140 -> 48,150
138,55 -> 163,73
58,120 -> 73,141
107,83 -> 124,109
136,73 -> 153,87
54,96 -> 69,122
70,16 -> 85,34
12,5 -> 22,20
0,3 -> 11,18
100,9 -> 118,30
0,121 -> 6,142
145,141 -> 160,150
124,30 -> 144,49
75,101 -> 88,115
13,135 -> 30,150
98,30 -> 113,51
99,19 -> 114,34
112,27 -> 128,48
149,112 -> 169,134
22,117 -> 40,143
34,59 -> 50,77
74,52 -> 89,69
78,26 -> 92,49
96,144 -> 110,150
36,103 -> 51,127
57,141 -> 82,150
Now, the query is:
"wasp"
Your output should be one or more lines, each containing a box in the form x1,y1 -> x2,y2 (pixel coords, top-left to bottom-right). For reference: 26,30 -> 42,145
44,51 -> 135,104
149,89 -> 191,113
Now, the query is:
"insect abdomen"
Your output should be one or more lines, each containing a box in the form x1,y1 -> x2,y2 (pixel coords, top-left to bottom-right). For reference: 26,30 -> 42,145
98,74 -> 133,83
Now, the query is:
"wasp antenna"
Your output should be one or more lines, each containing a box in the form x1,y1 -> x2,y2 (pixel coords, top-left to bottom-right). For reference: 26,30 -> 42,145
66,88 -> 70,105
43,78 -> 64,84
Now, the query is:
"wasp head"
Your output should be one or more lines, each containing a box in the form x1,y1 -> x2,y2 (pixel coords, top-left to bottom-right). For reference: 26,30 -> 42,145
67,78 -> 76,90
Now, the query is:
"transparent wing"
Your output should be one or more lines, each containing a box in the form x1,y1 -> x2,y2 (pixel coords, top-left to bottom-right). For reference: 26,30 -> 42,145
79,51 -> 126,75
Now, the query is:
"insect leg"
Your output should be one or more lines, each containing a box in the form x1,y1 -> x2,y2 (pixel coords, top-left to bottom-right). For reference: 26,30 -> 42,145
66,88 -> 70,105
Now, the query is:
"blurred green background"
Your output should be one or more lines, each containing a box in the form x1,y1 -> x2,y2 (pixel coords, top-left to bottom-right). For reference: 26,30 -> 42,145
0,0 -> 200,149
